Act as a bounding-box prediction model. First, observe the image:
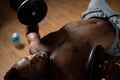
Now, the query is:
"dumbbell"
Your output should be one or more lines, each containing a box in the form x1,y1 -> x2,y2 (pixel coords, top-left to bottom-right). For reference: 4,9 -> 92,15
87,45 -> 105,80
9,0 -> 48,25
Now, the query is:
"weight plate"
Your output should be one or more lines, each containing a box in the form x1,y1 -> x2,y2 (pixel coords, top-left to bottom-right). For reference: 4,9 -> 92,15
17,0 -> 48,25
87,45 -> 105,80
9,0 -> 25,11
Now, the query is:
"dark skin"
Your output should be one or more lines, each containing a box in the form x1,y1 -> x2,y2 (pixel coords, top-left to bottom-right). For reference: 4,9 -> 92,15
6,18 -> 115,80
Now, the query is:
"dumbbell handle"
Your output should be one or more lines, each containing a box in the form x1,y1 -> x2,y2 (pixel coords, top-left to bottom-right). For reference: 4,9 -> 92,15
26,24 -> 39,34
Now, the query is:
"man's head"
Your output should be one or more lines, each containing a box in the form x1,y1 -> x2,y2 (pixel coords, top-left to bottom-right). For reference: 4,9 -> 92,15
4,52 -> 49,80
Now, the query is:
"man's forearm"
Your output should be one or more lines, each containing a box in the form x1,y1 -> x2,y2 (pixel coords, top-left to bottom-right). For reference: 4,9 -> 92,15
26,24 -> 41,54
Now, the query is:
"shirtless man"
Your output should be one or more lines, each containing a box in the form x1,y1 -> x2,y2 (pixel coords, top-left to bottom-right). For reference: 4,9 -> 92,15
4,0 -> 120,80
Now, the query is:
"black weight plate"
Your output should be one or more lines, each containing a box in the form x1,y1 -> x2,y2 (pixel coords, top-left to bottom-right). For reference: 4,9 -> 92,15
17,0 -> 48,25
9,0 -> 25,11
87,45 -> 105,80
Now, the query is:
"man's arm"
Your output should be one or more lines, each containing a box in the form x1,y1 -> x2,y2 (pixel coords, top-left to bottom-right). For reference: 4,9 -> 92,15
26,24 -> 41,54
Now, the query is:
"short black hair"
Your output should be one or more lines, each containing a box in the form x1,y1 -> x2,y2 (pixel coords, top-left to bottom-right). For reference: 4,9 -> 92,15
4,68 -> 21,80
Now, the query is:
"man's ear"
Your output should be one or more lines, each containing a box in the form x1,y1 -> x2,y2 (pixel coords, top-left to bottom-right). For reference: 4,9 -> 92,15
86,45 -> 106,80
